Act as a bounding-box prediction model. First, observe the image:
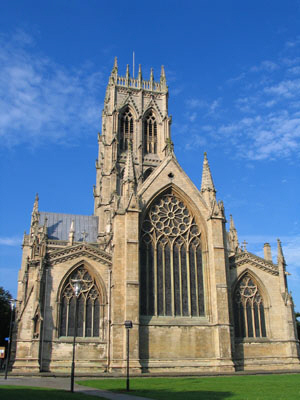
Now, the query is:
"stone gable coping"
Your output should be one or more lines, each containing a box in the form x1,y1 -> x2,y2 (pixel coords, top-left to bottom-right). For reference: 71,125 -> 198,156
47,243 -> 112,266
230,251 -> 279,276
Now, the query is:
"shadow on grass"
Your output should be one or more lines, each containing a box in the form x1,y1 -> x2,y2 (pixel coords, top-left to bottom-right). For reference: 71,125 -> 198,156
0,386 -> 103,400
117,389 -> 233,400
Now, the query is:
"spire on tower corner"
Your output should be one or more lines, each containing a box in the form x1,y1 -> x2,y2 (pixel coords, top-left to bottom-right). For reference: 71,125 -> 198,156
32,193 -> 39,214
201,152 -> 216,194
112,57 -> 118,74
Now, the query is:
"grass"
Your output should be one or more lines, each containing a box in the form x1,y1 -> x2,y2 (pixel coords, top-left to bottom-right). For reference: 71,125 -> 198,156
0,385 -> 106,400
78,374 -> 300,400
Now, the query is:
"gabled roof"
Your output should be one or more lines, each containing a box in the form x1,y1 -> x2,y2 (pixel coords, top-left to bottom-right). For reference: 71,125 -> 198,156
39,212 -> 98,243
230,251 -> 279,276
47,243 -> 112,266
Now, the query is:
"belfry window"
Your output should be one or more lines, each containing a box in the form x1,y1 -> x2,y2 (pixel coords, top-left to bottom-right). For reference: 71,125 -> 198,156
59,265 -> 104,338
140,191 -> 205,317
233,275 -> 267,338
144,111 -> 157,154
120,107 -> 134,151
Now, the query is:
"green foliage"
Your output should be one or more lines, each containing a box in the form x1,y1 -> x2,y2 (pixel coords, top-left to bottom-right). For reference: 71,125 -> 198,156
0,286 -> 12,347
0,386 -> 104,400
78,374 -> 300,400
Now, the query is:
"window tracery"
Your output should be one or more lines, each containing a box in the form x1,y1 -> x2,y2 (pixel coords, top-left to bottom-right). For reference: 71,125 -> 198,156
120,107 -> 134,151
233,275 -> 266,338
140,191 -> 204,317
144,111 -> 157,154
59,265 -> 105,338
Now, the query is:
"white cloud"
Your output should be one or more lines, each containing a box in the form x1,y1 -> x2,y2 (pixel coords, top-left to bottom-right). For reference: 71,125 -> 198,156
250,60 -> 279,72
0,32 -> 105,148
0,236 -> 23,246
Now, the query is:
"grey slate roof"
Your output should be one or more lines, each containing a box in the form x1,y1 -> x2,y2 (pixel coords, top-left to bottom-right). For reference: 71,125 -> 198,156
39,212 -> 99,243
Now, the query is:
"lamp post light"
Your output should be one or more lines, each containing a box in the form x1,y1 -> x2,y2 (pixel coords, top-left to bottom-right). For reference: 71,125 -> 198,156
124,320 -> 133,391
4,299 -> 16,380
70,280 -> 82,393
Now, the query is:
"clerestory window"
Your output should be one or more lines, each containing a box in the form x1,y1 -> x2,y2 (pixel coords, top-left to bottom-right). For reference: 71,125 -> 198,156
233,274 -> 267,338
140,190 -> 205,317
120,107 -> 134,151
59,265 -> 104,337
144,111 -> 157,154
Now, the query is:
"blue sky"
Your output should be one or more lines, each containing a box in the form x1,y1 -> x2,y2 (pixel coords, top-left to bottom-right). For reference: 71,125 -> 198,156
1,1 -> 300,308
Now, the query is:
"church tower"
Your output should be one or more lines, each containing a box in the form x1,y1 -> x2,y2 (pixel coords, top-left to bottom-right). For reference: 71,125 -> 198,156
94,58 -> 172,247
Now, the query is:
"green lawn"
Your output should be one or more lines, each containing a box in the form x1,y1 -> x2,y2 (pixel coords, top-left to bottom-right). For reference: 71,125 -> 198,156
78,374 -> 300,400
0,386 -> 105,400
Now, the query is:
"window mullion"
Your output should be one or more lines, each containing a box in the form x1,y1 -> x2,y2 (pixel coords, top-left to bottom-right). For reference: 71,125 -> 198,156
194,246 -> 199,316
186,244 -> 191,316
170,242 -> 175,316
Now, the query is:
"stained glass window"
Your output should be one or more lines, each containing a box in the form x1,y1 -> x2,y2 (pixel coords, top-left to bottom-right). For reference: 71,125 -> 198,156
59,265 -> 104,338
140,191 -> 204,317
233,275 -> 267,338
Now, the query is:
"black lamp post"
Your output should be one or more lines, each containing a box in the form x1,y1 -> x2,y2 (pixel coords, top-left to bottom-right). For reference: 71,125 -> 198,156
124,320 -> 133,391
4,299 -> 16,380
70,280 -> 82,393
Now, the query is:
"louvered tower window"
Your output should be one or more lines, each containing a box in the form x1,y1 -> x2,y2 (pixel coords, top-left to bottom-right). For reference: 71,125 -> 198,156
120,107 -> 134,151
59,265 -> 105,337
140,190 -> 205,317
233,275 -> 267,338
144,111 -> 157,154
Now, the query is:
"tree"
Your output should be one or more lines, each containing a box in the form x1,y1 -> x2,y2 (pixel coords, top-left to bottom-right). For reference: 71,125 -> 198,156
0,286 -> 12,347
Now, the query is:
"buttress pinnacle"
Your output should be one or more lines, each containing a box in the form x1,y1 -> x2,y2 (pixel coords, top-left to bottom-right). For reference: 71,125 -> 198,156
201,152 -> 216,194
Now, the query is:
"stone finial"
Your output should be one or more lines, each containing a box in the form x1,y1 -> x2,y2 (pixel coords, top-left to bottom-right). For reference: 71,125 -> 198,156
138,64 -> 142,79
165,137 -> 174,155
263,243 -> 272,262
160,65 -> 166,80
150,68 -> 154,82
228,214 -> 239,254
277,238 -> 286,265
68,220 -> 75,245
126,64 -> 130,78
201,153 -> 216,194
160,65 -> 167,90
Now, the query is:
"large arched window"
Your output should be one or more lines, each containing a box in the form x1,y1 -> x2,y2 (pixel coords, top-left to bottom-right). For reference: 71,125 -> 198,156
140,190 -> 205,317
233,274 -> 267,338
120,107 -> 134,151
144,111 -> 157,154
59,265 -> 104,338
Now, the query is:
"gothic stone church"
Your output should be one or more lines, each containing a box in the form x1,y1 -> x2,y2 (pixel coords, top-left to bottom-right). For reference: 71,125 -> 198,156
14,59 -> 300,374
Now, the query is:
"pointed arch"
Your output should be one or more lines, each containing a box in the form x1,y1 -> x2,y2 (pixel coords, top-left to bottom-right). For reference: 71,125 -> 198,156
143,108 -> 158,154
233,270 -> 267,339
58,261 -> 106,338
119,105 -> 135,151
140,186 -> 205,317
